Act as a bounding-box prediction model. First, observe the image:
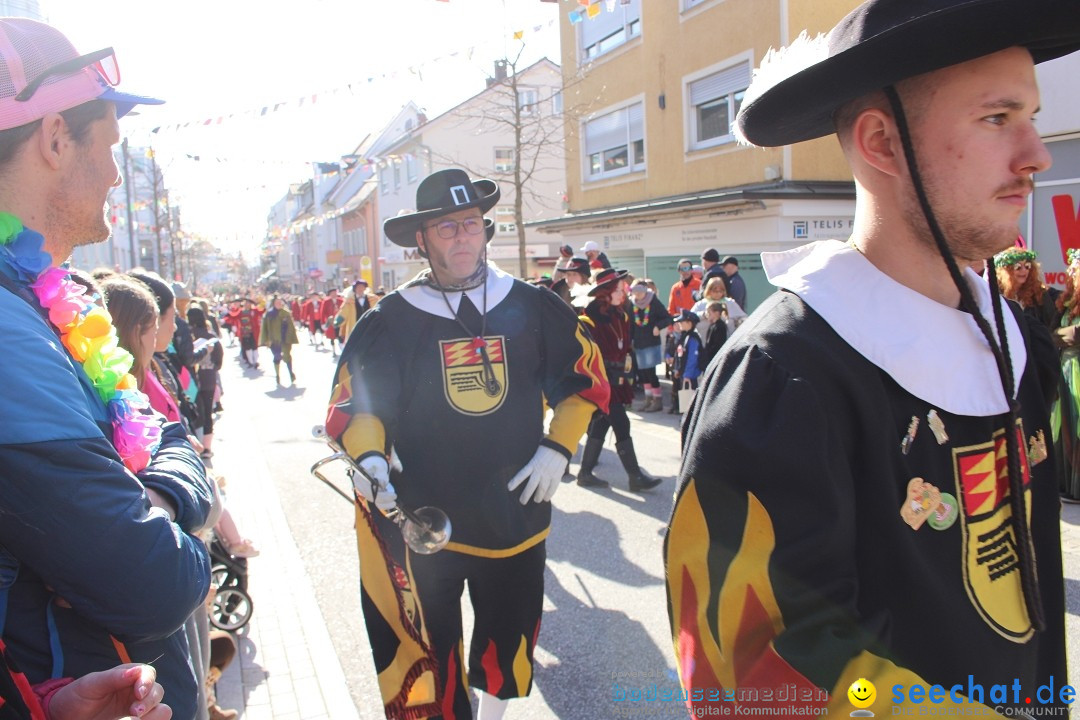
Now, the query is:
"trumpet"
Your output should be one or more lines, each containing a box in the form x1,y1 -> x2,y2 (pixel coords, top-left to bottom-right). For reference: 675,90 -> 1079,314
310,425 -> 451,555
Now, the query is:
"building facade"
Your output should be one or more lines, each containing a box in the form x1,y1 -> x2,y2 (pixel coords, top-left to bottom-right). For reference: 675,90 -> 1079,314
1029,51 -> 1080,288
533,0 -> 860,310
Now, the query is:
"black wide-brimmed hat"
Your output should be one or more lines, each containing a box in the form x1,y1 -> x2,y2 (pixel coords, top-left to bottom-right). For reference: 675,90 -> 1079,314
736,0 -> 1080,148
383,168 -> 500,247
588,268 -> 629,296
559,256 -> 591,278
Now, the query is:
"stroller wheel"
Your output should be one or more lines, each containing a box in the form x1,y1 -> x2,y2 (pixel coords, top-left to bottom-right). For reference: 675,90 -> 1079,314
211,564 -> 241,590
211,587 -> 253,631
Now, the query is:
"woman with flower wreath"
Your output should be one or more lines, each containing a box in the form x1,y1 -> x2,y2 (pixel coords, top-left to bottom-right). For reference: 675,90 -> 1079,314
994,246 -> 1060,333
628,278 -> 671,412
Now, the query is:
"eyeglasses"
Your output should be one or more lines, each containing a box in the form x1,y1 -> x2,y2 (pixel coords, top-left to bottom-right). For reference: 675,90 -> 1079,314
15,47 -> 120,102
424,216 -> 485,240
1011,262 -> 1032,270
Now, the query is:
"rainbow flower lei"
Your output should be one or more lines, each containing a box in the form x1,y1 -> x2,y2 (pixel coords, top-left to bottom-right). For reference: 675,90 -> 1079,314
0,213 -> 161,472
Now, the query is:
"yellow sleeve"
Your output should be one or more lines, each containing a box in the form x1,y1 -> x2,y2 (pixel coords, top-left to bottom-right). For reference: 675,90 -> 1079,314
544,393 -> 595,456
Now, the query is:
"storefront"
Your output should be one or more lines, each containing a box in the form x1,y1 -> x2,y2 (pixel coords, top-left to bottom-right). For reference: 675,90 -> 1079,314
1029,135 -> 1080,287
529,184 -> 855,312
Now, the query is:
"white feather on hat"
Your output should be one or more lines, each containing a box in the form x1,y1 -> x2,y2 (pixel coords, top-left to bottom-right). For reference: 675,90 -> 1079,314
735,31 -> 830,147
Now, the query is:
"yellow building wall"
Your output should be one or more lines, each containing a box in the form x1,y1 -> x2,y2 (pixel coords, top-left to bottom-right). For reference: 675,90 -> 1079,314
561,0 -> 860,213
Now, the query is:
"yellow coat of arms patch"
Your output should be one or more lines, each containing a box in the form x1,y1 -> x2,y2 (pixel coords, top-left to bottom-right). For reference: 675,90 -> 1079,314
440,336 -> 508,416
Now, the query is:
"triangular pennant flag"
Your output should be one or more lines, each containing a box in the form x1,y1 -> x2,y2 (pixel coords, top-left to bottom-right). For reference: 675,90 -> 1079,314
569,9 -> 583,24
513,30 -> 524,40
587,2 -> 601,18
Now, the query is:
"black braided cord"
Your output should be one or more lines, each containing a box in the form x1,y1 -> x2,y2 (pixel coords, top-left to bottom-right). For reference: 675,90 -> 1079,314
883,86 -> 1044,632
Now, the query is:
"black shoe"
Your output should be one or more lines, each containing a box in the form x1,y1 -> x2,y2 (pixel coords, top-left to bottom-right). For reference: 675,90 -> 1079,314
576,472 -> 609,488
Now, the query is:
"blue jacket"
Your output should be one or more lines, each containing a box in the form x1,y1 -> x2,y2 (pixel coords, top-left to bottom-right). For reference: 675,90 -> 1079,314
0,277 -> 212,720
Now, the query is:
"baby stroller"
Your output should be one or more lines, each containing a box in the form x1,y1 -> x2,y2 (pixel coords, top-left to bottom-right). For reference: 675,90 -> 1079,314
209,537 -> 253,631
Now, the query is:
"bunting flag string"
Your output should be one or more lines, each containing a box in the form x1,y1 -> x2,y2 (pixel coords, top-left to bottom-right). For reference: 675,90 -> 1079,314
146,19 -> 557,135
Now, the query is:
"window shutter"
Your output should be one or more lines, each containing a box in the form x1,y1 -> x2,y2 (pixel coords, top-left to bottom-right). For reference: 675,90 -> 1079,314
689,62 -> 751,107
627,103 -> 644,142
585,107 -> 628,154
581,0 -> 641,48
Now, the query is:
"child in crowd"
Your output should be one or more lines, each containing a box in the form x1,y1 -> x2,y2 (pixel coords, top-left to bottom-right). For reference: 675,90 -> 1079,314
671,309 -> 703,414
700,301 -> 728,370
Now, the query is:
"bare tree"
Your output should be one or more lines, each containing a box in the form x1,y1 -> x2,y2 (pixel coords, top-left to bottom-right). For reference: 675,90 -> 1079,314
424,46 -> 600,277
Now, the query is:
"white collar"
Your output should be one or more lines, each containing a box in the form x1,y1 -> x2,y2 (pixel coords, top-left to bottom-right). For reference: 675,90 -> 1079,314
762,240 -> 1025,417
398,263 -> 516,319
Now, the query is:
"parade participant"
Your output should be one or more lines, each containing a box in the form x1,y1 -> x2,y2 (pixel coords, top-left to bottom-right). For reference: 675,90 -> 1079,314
236,298 -> 262,369
550,255 -> 591,310
320,287 -> 344,358
576,269 -> 660,491
335,278 -> 377,342
302,291 -> 323,346
995,246 -> 1060,332
628,278 -> 671,413
326,168 -> 608,720
259,295 -> 298,386
0,18 -> 212,720
666,0 -> 1075,715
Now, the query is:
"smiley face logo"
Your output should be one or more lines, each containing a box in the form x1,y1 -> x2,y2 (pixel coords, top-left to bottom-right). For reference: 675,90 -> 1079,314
848,678 -> 876,710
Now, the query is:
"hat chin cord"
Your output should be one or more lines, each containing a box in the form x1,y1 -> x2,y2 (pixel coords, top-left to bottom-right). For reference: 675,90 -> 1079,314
425,243 -> 500,398
884,85 -> 1044,632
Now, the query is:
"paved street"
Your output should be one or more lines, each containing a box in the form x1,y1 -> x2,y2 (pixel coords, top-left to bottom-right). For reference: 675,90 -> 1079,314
207,334 -> 1080,719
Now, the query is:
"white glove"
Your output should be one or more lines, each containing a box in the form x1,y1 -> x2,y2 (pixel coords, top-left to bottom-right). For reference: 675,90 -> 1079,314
507,445 -> 567,505
355,455 -> 398,513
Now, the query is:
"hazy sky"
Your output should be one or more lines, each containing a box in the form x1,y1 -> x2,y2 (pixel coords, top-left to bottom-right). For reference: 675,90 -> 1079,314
43,0 -> 562,254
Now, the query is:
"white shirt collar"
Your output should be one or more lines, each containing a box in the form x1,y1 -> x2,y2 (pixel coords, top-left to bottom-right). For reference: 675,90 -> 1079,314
762,240 -> 1025,417
398,262 -> 516,319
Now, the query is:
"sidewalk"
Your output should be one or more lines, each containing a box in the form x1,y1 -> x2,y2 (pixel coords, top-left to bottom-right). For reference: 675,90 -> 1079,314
208,403 -> 359,719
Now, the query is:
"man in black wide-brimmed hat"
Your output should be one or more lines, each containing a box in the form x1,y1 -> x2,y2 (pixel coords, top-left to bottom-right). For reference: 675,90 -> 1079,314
666,1 -> 1078,716
325,168 -> 609,720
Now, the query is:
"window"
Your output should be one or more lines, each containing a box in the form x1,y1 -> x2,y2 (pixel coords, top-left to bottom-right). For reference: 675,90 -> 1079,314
344,227 -> 368,256
580,0 -> 641,60
495,207 -> 516,235
494,147 -> 515,173
584,102 -> 645,181
687,61 -> 751,150
393,162 -> 401,190
379,167 -> 389,195
551,89 -> 563,115
406,154 -> 417,182
517,87 -> 538,115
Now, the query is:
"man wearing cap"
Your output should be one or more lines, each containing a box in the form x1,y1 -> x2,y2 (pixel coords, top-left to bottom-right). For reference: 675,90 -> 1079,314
666,1 -> 1075,716
666,258 -> 700,317
326,168 -> 609,720
719,254 -> 747,308
0,18 -> 212,720
700,247 -> 725,289
579,240 -> 611,270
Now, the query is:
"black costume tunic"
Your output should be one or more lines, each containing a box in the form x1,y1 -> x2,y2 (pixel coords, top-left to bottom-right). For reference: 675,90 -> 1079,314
667,241 -> 1067,715
335,268 -> 606,553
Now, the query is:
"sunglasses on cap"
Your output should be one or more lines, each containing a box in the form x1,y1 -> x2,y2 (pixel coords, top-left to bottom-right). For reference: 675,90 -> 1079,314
15,47 -> 120,103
